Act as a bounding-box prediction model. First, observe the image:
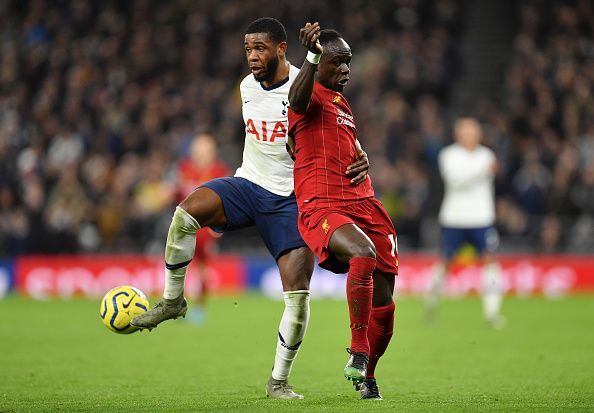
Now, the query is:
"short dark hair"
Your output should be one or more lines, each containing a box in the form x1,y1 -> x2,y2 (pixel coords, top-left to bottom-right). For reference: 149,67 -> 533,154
319,29 -> 342,47
245,17 -> 287,44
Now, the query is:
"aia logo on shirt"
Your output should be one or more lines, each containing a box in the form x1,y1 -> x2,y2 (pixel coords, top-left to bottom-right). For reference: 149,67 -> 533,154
246,119 -> 287,142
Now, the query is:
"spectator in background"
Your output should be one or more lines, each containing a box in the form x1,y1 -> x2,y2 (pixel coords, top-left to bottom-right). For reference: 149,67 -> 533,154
512,143 -> 551,215
175,133 -> 229,315
538,215 -> 563,254
479,0 -> 594,252
45,164 -> 88,252
123,152 -> 175,249
571,166 -> 594,217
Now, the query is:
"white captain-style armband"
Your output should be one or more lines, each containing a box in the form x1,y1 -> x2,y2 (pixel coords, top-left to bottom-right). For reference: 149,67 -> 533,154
306,51 -> 321,64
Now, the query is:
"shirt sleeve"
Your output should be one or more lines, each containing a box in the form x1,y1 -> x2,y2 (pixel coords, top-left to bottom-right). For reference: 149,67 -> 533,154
239,82 -> 245,104
288,83 -> 323,137
308,82 -> 323,111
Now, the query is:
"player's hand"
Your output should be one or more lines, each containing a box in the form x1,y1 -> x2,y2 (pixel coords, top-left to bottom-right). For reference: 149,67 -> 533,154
299,22 -> 323,54
346,150 -> 369,185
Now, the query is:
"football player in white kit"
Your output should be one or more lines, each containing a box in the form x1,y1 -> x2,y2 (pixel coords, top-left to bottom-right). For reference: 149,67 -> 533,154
131,18 -> 370,399
426,116 -> 504,328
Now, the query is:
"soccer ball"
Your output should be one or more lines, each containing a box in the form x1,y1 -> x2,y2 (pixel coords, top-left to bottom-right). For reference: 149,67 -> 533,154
100,286 -> 150,334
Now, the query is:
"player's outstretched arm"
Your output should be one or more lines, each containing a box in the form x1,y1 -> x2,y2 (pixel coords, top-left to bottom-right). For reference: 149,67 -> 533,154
288,22 -> 323,114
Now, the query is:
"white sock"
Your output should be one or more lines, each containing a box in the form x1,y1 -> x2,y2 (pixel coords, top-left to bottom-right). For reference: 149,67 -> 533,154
426,263 -> 447,312
163,206 -> 201,299
481,262 -> 502,320
271,290 -> 310,381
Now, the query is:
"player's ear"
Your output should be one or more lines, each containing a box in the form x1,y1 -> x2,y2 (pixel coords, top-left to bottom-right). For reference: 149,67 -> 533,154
277,41 -> 287,56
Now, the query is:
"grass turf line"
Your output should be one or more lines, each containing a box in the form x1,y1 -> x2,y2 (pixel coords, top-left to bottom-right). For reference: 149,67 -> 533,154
0,295 -> 593,412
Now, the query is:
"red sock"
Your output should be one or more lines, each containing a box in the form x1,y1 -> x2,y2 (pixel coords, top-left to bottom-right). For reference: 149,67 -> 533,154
347,256 -> 376,355
366,301 -> 395,378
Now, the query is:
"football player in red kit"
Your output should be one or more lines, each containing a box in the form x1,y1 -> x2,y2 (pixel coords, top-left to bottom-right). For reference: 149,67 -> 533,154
176,133 -> 229,308
288,23 -> 397,400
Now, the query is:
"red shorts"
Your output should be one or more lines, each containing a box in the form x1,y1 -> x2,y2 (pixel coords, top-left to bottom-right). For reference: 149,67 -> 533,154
298,198 -> 398,275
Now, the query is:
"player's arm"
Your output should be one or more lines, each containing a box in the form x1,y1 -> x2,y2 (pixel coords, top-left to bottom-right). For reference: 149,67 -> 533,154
439,150 -> 493,188
288,22 -> 323,114
346,139 -> 369,185
286,135 -> 296,161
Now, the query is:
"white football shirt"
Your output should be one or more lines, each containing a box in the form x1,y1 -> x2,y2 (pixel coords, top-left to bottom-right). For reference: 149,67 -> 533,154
438,143 -> 496,228
234,64 -> 300,196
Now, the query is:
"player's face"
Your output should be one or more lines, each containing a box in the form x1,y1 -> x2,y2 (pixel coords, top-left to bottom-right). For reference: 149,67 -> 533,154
318,39 -> 352,92
455,118 -> 482,149
244,33 -> 285,83
191,133 -> 217,166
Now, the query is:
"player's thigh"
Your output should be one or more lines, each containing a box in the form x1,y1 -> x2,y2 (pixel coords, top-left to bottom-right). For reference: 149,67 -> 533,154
277,246 -> 315,291
328,223 -> 376,264
198,177 -> 261,232
471,226 -> 499,259
441,227 -> 465,260
179,187 -> 227,228
297,208 -> 352,274
254,193 -> 308,262
360,199 -> 398,274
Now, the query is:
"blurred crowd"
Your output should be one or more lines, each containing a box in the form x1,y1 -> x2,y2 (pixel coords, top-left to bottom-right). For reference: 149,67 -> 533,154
477,0 -> 594,253
0,0 -> 591,255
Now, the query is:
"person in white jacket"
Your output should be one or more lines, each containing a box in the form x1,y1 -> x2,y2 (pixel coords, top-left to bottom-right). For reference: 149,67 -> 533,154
426,116 -> 504,328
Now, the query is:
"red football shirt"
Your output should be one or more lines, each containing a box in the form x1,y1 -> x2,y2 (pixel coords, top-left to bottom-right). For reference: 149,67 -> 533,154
176,160 -> 229,202
288,81 -> 374,210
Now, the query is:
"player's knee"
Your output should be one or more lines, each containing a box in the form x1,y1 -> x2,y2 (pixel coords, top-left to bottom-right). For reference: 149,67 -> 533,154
179,188 -> 222,225
283,278 -> 310,291
349,243 -> 376,260
179,198 -> 198,219
283,266 -> 312,290
278,248 -> 314,291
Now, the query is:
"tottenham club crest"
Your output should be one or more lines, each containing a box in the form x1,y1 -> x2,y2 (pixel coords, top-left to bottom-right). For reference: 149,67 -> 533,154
282,100 -> 289,115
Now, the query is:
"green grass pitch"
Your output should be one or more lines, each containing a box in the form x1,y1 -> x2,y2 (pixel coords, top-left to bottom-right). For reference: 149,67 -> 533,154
1,294 -> 593,412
